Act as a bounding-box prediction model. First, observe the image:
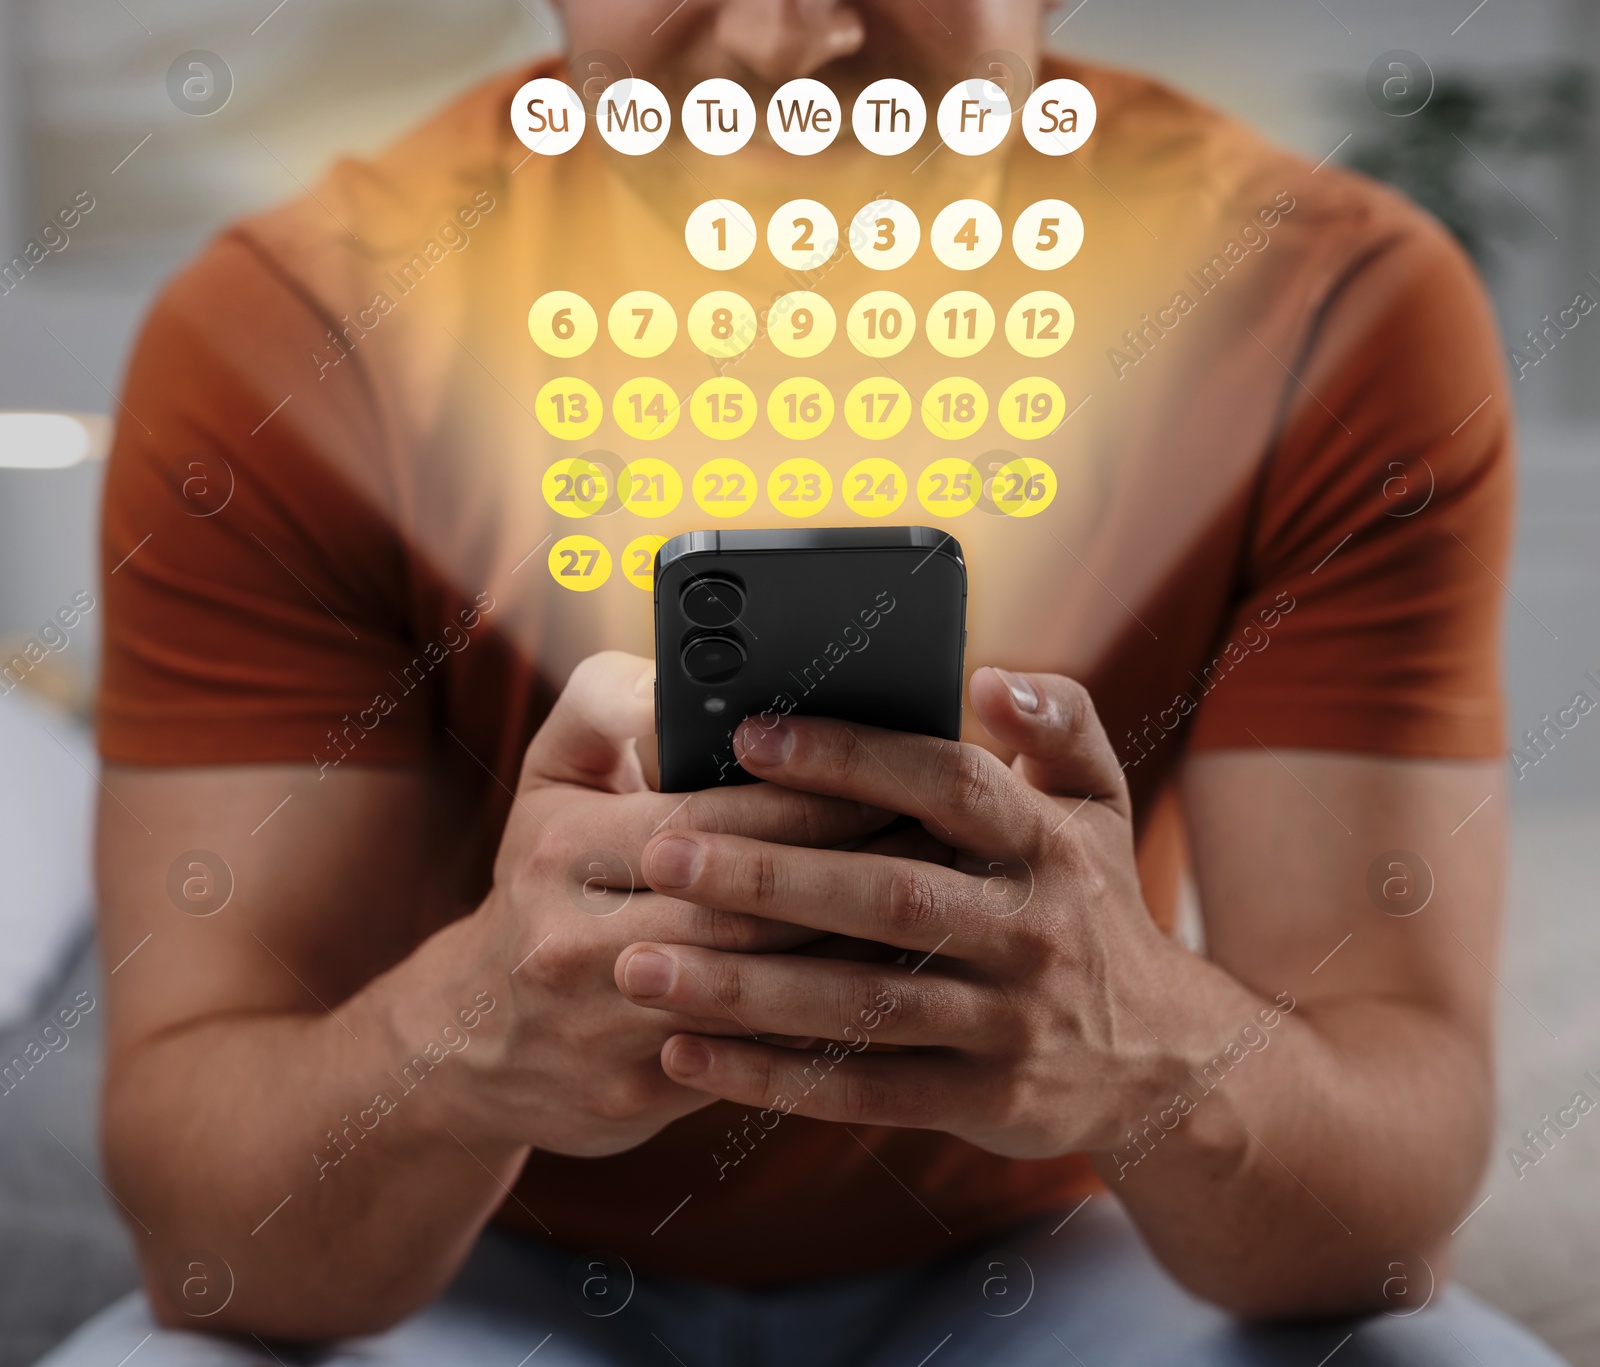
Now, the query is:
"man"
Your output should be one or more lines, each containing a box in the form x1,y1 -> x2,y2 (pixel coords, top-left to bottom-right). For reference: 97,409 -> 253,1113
44,0 -> 1564,1363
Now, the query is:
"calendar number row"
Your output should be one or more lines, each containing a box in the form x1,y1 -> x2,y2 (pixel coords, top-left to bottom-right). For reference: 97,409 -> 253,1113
684,197 -> 1081,273
535,374 -> 1074,443
530,288 -> 1073,361
543,453 -> 1058,529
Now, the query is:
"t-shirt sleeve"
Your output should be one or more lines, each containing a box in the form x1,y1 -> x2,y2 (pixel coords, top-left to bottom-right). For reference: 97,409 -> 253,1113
1186,210 -> 1512,759
98,231 -> 429,767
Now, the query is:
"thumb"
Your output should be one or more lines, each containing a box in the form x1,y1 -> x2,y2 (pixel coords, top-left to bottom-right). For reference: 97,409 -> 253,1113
521,651 -> 655,793
970,667 -> 1129,814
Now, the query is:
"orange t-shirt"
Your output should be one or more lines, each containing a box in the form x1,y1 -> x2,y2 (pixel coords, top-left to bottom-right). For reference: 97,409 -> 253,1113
99,58 -> 1511,1284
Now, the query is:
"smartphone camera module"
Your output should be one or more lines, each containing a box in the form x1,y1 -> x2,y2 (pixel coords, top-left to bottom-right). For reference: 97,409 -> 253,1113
682,633 -> 746,685
680,576 -> 745,628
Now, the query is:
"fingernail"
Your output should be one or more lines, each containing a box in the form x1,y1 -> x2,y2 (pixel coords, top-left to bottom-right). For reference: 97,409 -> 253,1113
997,668 -> 1039,713
649,836 -> 702,889
668,1038 -> 711,1077
736,718 -> 794,765
623,949 -> 674,999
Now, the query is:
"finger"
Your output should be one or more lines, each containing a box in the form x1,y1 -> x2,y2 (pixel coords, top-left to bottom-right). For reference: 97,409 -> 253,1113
548,884 -> 826,957
615,944 -> 993,1048
731,716 -> 1047,856
528,787 -> 899,959
801,935 -> 911,964
602,783 -> 894,864
853,817 -> 957,865
970,667 -> 1130,815
659,1033 -> 968,1130
522,651 -> 655,793
639,831 -> 1023,955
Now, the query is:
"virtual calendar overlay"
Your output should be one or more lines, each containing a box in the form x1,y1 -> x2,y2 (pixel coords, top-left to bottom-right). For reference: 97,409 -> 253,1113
518,73 -> 1097,594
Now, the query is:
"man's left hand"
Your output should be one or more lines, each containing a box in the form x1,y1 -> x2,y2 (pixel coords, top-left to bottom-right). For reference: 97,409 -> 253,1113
615,666 -> 1192,1160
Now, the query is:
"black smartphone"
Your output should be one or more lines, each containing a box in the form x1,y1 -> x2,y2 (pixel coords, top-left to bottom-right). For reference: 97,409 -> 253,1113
654,526 -> 968,792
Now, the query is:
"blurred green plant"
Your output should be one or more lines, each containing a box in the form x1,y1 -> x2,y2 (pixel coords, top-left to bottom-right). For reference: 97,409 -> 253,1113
1340,63 -> 1590,275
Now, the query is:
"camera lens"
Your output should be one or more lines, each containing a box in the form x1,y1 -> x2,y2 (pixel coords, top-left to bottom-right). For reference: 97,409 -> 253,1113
682,634 -> 746,685
681,577 -> 745,628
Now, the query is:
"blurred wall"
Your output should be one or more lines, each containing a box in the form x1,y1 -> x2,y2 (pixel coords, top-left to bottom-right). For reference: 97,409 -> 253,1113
25,0 -> 555,269
0,0 -> 27,249
0,0 -> 559,696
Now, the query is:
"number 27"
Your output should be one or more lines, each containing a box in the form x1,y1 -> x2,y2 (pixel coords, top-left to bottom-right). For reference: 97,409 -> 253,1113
558,548 -> 599,576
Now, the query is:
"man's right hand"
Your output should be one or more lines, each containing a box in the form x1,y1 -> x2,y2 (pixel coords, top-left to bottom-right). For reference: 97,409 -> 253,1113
423,651 -> 890,1158
98,651 -> 887,1336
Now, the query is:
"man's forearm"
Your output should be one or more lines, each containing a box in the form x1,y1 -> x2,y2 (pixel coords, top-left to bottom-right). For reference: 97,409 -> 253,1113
105,915 -> 526,1339
1094,953 -> 1491,1318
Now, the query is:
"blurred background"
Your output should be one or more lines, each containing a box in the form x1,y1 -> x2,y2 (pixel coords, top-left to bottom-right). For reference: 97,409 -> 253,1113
0,0 -> 1595,1362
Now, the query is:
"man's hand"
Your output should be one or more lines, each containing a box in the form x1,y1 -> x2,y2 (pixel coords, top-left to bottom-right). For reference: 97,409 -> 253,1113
98,650 -> 888,1336
613,665 -> 1185,1158
438,651 -> 891,1157
614,664 -> 1504,1318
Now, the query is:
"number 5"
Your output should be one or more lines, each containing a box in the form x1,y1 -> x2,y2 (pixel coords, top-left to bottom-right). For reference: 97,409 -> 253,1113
1035,218 -> 1060,252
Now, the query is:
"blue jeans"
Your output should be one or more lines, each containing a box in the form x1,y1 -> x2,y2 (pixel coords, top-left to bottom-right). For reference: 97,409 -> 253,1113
37,1198 -> 1565,1366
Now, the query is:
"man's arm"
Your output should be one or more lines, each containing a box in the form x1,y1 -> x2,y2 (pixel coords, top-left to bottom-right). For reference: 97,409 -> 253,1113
98,653 -> 887,1339
98,762 -> 524,1337
1114,746 -> 1500,1316
609,669 -> 1501,1318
